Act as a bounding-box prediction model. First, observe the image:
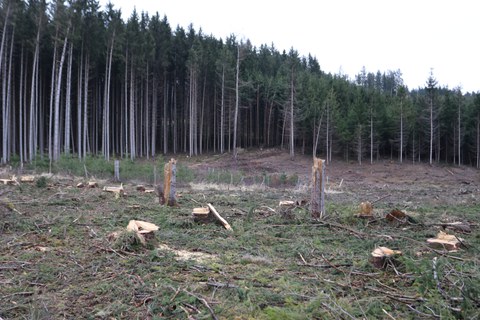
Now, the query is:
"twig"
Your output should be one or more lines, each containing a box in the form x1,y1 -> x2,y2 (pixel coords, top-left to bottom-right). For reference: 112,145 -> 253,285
382,308 -> 397,320
206,280 -> 238,289
1,291 -> 34,299
371,194 -> 391,204
183,289 -> 218,320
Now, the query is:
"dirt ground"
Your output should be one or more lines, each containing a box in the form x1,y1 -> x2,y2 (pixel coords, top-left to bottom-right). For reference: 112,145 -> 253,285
187,148 -> 480,208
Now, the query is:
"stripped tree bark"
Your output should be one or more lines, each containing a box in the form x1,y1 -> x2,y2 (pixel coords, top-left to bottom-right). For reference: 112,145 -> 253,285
163,158 -> 177,206
311,157 -> 325,219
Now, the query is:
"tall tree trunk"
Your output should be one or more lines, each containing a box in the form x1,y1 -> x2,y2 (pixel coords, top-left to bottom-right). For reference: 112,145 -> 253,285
151,76 -> 157,157
233,47 -> 240,160
64,42 -> 73,155
429,95 -> 433,165
48,37 -> 58,160
399,100 -> 403,163
29,22 -> 41,162
220,64 -> 225,154
477,113 -> 479,169
83,54 -> 89,158
103,32 -> 114,161
129,60 -> 135,160
77,47 -> 83,159
2,28 -> 14,164
370,105 -> 373,164
163,77 -> 168,155
53,30 -> 69,161
289,65 -> 295,160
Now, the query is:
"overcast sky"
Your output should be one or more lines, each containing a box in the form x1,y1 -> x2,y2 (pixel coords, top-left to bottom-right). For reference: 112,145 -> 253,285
99,0 -> 480,93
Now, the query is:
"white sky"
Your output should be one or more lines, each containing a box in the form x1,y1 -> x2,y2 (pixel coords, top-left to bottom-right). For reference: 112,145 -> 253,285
100,0 -> 480,93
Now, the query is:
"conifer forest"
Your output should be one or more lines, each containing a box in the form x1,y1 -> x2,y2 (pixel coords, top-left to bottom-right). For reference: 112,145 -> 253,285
1,0 -> 480,166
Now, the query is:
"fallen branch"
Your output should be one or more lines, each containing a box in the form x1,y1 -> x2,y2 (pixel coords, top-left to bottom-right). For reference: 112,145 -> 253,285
207,203 -> 233,231
183,289 -> 218,320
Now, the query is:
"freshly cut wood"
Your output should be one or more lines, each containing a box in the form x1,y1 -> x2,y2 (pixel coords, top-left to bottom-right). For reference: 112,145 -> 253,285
20,175 -> 35,182
126,220 -> 159,233
103,183 -> 124,195
163,158 -> 177,206
76,182 -> 85,188
310,157 -> 325,219
0,175 -> 18,185
427,231 -> 463,251
371,246 -> 402,268
125,220 -> 159,245
279,200 -> 295,207
192,207 -> 212,222
88,181 -> 98,188
359,201 -> 373,216
144,189 -> 155,194
207,203 -> 233,231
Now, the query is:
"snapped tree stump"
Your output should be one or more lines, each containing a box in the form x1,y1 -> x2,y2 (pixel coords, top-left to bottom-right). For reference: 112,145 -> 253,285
163,158 -> 177,206
310,157 -> 325,219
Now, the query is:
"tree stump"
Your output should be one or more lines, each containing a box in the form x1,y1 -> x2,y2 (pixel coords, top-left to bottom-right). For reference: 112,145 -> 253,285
163,158 -> 177,206
114,160 -> 120,182
310,157 -> 325,219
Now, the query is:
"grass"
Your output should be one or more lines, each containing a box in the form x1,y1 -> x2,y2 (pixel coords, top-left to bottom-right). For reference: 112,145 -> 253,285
1,158 -> 479,319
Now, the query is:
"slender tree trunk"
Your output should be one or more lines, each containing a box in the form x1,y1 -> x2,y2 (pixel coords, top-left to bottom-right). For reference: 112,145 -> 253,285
370,105 -> 373,164
163,76 -> 168,155
129,60 -> 135,160
220,65 -> 225,154
0,4 -> 10,80
53,30 -> 69,161
103,32 -> 114,161
77,47 -> 83,159
48,37 -> 58,160
477,113 -> 479,169
400,101 -> 403,163
64,42 -> 73,155
29,31 -> 40,162
83,55 -> 89,158
2,28 -> 14,164
289,65 -> 295,160
429,96 -> 433,165
458,98 -> 461,166
233,47 -> 240,160
357,124 -> 362,165
151,76 -> 157,157
19,45 -> 25,164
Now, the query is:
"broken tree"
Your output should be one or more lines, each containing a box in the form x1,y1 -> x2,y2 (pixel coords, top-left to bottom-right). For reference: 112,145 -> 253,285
310,157 -> 325,219
162,158 -> 177,206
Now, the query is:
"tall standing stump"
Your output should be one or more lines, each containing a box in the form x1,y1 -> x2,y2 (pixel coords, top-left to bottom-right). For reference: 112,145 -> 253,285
311,157 -> 325,219
114,160 -> 120,182
163,158 -> 177,206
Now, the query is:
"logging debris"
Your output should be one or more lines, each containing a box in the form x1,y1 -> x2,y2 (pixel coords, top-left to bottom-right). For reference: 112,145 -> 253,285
427,231 -> 464,251
371,246 -> 402,269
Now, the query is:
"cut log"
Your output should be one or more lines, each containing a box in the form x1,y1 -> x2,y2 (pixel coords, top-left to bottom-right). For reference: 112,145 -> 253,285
103,184 -> 124,196
76,182 -> 85,188
310,157 -> 325,219
0,175 -> 18,185
279,200 -> 295,207
371,246 -> 402,269
192,207 -> 212,222
206,203 -> 233,231
427,231 -> 463,251
20,175 -> 35,182
88,181 -> 98,188
145,189 -> 155,194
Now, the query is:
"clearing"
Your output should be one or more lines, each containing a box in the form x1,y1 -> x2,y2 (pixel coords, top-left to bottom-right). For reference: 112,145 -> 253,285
1,149 -> 479,319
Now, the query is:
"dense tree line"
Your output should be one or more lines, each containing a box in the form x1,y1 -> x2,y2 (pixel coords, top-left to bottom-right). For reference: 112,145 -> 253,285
1,0 -> 480,168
